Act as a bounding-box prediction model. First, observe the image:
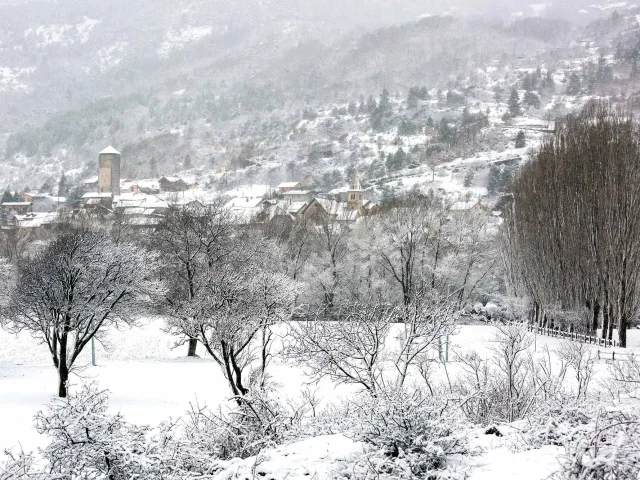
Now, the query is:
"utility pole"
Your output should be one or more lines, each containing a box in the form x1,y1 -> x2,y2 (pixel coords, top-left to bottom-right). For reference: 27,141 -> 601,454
91,337 -> 96,366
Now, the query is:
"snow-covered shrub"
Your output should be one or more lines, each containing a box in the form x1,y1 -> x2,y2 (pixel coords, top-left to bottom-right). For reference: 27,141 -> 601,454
553,409 -> 640,480
34,384 -> 181,479
0,450 -> 43,480
514,402 -> 595,451
454,324 -> 536,425
347,389 -> 467,479
182,387 -> 308,461
556,341 -> 595,401
601,353 -> 640,401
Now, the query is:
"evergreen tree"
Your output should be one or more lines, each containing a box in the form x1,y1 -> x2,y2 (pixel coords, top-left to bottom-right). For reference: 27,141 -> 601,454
515,130 -> 526,148
407,88 -> 419,109
40,181 -> 52,194
1,190 -> 13,204
150,156 -> 158,177
487,164 -> 501,194
184,154 -> 192,169
523,91 -> 541,109
463,170 -> 475,187
545,70 -> 555,91
58,173 -> 68,197
508,90 -> 522,117
347,101 -> 358,116
379,88 -> 391,113
566,73 -> 582,95
366,95 -> 377,113
500,169 -> 513,191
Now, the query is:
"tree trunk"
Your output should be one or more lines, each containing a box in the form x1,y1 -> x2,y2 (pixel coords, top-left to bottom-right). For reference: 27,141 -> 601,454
58,329 -> 69,398
602,303 -> 610,340
58,362 -> 69,398
619,316 -> 628,348
591,299 -> 600,334
187,338 -> 198,357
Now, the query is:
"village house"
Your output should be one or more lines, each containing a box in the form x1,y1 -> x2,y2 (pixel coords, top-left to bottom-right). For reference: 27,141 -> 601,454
159,176 -> 190,192
282,190 -> 313,203
449,200 -> 489,214
21,193 -> 66,213
1,202 -> 33,219
277,181 -> 302,193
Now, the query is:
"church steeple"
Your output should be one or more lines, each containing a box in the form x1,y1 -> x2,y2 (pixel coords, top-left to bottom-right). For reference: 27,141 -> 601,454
347,168 -> 364,210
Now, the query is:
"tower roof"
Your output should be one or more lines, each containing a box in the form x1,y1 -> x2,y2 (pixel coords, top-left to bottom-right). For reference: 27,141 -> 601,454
100,145 -> 121,155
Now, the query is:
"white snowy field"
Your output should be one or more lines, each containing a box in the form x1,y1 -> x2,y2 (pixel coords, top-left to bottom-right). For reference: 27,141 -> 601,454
0,319 -> 638,478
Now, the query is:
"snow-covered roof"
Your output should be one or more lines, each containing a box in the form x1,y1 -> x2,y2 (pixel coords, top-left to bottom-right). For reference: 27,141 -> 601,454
82,192 -> 113,199
224,197 -> 264,210
100,145 -> 121,155
223,184 -> 272,199
83,176 -> 99,184
159,176 -> 183,183
277,181 -> 300,189
283,190 -> 311,196
287,202 -> 308,214
13,212 -> 58,228
2,202 -> 32,206
450,201 -> 486,211
115,192 -> 169,210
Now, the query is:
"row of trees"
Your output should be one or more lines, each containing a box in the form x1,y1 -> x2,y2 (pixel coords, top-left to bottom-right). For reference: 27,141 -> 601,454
503,102 -> 640,347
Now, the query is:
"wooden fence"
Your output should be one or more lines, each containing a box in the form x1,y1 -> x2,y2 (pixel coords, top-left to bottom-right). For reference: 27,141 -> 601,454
596,350 -> 636,361
526,324 -> 618,348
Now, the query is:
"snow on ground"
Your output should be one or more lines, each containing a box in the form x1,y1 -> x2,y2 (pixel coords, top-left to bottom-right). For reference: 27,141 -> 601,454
95,42 -> 128,72
1,321 -> 639,476
24,17 -> 99,47
0,67 -> 35,93
212,434 -> 364,480
158,26 -> 214,58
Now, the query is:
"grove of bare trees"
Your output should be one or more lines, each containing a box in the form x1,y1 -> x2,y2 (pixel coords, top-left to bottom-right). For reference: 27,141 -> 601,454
503,102 -> 640,347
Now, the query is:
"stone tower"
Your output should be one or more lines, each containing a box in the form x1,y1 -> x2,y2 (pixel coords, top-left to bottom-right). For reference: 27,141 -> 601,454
98,146 -> 121,195
347,168 -> 364,211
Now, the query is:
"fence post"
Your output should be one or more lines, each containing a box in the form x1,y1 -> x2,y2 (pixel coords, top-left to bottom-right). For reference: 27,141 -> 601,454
597,350 -> 601,360
613,351 -> 615,361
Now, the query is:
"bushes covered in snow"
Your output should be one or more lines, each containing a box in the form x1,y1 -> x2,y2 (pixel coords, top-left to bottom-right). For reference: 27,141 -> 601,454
554,409 -> 640,480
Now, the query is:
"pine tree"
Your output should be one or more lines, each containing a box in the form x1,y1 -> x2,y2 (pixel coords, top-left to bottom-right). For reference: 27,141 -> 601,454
515,130 -> 526,148
508,90 -> 522,117
58,173 -> 68,197
184,154 -> 192,169
464,170 -> 475,187
366,95 -> 377,113
379,88 -> 391,113
1,190 -> 13,204
566,73 -> 582,95
487,165 -> 501,194
523,91 -> 541,109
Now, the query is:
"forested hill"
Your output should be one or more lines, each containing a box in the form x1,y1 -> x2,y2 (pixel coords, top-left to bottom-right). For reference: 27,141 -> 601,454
0,0 -> 637,194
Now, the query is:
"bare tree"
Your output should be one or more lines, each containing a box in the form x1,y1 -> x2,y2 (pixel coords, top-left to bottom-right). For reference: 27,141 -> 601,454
2,229 -> 160,397
183,233 -> 298,398
286,302 -> 394,394
395,289 -> 458,388
152,203 -> 234,356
